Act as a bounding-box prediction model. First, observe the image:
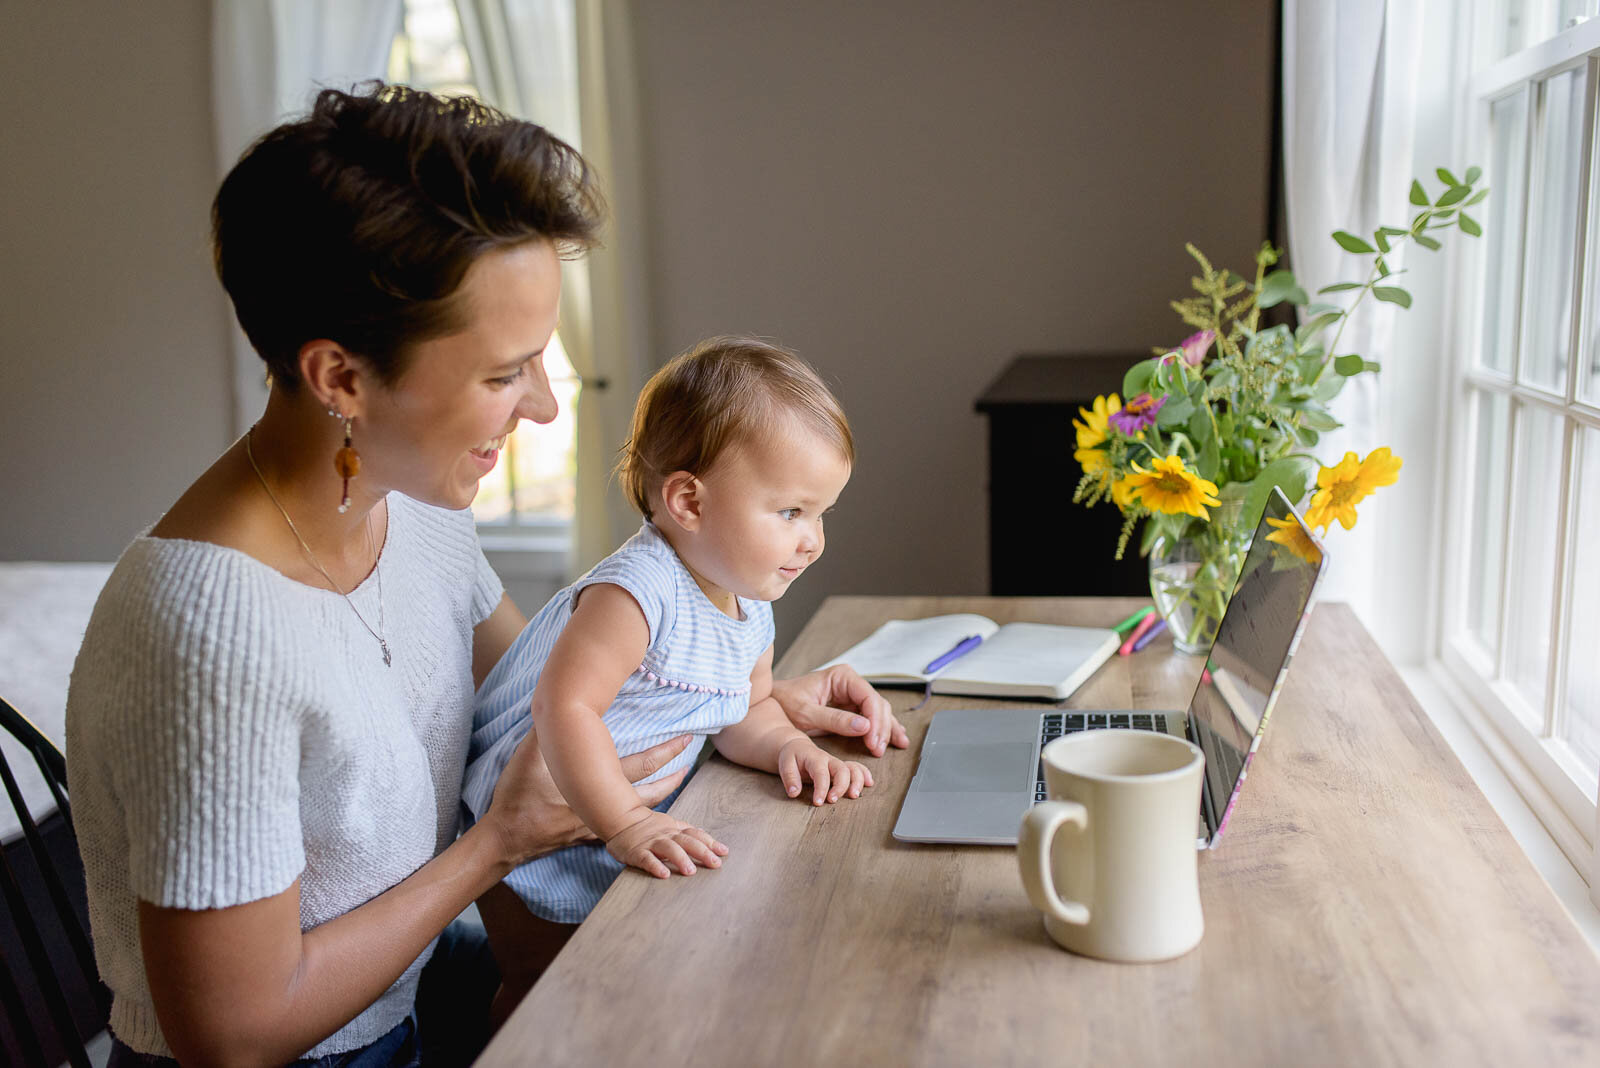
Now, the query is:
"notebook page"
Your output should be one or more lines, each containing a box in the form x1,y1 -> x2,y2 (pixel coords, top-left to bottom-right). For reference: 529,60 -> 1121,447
818,614 -> 1000,681
937,622 -> 1117,689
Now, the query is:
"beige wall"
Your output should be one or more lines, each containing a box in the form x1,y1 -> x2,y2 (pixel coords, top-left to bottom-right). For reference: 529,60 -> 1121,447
0,0 -> 232,561
627,0 -> 1276,647
0,0 -> 1275,657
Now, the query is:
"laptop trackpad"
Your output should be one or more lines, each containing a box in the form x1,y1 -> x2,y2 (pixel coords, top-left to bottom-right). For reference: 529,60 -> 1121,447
917,741 -> 1035,792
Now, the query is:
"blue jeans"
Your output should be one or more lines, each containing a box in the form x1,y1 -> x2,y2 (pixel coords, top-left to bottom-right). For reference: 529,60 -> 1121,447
106,917 -> 497,1068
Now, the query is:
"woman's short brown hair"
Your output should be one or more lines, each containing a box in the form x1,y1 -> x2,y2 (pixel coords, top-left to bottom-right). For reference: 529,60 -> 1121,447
618,337 -> 855,519
212,83 -> 604,391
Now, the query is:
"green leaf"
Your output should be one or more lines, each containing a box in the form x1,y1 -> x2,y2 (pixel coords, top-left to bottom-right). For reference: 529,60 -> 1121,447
1464,188 -> 1489,206
1335,354 -> 1366,376
1241,458 -> 1310,530
1303,302 -> 1343,317
1465,165 -> 1482,185
1410,179 -> 1429,206
1258,269 -> 1310,308
1158,395 -> 1195,427
1375,229 -> 1391,253
1122,358 -> 1160,400
1436,167 -> 1462,187
1459,213 -> 1483,237
1373,285 -> 1413,308
1197,430 -> 1221,483
1295,311 -> 1343,349
1378,226 -> 1410,238
1376,257 -> 1391,278
1314,371 -> 1347,402
1415,234 -> 1442,251
1296,425 -> 1321,446
1332,230 -> 1375,254
1436,185 -> 1469,207
1299,406 -> 1342,432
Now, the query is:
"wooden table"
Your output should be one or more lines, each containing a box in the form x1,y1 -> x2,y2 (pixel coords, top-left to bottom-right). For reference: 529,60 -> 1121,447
479,597 -> 1600,1067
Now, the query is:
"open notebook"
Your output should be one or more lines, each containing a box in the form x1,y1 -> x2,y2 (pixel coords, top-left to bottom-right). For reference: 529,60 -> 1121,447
818,613 -> 1119,700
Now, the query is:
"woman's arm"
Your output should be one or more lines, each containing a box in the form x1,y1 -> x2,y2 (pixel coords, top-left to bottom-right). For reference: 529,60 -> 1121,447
140,728 -> 690,1065
473,593 -> 529,689
770,664 -> 909,756
140,818 -> 512,1067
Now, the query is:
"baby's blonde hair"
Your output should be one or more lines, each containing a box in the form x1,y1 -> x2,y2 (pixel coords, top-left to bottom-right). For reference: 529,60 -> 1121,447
617,336 -> 854,519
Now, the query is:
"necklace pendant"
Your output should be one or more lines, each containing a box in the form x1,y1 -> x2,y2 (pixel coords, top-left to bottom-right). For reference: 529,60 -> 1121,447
380,639 -> 392,667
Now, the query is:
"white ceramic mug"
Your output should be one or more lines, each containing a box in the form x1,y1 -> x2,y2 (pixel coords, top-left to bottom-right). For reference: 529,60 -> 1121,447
1018,729 -> 1206,962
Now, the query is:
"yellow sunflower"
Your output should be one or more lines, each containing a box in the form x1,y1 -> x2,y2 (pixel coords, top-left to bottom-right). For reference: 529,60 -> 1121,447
1264,515 -> 1323,564
1303,447 -> 1404,531
1124,454 -> 1221,519
1110,474 -> 1137,510
1073,393 -> 1122,476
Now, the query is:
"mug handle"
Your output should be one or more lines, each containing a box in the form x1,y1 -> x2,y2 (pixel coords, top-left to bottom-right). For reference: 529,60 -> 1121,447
1018,801 -> 1091,927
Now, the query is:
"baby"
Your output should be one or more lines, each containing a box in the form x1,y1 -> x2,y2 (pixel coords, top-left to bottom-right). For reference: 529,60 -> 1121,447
461,336 -> 871,1003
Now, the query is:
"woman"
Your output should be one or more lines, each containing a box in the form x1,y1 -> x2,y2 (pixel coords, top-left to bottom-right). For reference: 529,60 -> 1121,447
65,84 -> 905,1067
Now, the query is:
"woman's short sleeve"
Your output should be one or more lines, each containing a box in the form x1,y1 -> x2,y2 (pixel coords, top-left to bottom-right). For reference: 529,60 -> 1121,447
69,554 -> 306,910
469,545 -> 504,625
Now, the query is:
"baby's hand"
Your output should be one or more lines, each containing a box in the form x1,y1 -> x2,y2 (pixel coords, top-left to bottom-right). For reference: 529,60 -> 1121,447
778,738 -> 875,806
606,809 -> 728,879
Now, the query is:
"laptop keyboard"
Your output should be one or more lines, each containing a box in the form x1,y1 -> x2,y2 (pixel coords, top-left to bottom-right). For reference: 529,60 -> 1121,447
1033,712 -> 1164,802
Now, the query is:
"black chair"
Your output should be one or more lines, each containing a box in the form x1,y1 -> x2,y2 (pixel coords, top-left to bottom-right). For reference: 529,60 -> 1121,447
0,695 -> 108,1068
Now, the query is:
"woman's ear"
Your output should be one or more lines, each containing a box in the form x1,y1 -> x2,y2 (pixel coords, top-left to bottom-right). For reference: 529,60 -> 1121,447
658,471 -> 703,531
298,339 -> 370,419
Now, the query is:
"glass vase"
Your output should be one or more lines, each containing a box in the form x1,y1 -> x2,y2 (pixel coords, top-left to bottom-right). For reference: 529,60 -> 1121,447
1147,497 -> 1250,655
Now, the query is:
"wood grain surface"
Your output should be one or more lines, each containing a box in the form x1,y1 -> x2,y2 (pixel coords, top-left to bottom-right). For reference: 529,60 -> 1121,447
477,597 -> 1600,1067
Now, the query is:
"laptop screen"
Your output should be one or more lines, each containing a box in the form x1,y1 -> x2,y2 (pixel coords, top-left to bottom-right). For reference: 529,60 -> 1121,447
1184,487 -> 1325,846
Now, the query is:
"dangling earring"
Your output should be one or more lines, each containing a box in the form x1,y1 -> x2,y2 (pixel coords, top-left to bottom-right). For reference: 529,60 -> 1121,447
334,416 -> 360,514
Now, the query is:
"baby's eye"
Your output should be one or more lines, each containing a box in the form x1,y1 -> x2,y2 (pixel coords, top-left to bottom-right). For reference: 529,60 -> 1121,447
778,508 -> 801,520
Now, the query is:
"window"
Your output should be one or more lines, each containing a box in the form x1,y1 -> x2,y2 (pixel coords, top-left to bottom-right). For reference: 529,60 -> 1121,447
389,0 -> 579,552
1442,3 -> 1600,870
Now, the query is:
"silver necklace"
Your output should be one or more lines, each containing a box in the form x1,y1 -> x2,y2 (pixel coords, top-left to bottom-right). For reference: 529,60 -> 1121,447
245,428 -> 392,667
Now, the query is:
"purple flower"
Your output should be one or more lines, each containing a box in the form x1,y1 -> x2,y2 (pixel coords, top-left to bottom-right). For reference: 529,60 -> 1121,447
1109,392 -> 1165,434
1178,329 -> 1215,367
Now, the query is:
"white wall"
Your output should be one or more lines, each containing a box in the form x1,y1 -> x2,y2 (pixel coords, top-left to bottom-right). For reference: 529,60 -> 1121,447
0,0 -> 233,560
627,0 -> 1277,647
0,0 -> 1276,658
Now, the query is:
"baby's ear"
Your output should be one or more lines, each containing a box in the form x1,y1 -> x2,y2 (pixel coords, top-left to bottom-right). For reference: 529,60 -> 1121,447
658,471 -> 703,531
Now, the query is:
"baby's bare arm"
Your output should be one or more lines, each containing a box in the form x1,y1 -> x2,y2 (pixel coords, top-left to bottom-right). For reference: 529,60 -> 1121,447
533,584 -> 726,876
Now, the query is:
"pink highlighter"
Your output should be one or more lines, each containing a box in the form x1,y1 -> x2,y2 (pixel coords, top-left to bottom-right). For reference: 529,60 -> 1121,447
1119,611 -> 1159,656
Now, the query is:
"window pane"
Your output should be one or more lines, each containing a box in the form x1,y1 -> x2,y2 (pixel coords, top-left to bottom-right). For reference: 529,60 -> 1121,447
1466,391 -> 1512,655
511,335 -> 580,521
1481,91 -> 1530,376
1521,69 -> 1587,393
1501,0 -> 1532,58
1560,424 -> 1600,778
1504,405 -> 1567,720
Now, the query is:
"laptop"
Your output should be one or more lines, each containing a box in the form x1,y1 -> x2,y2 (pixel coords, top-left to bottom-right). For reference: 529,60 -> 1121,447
891,486 -> 1326,849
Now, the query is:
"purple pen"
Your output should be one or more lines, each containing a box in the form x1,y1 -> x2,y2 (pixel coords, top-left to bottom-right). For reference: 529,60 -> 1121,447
1131,617 -> 1169,652
923,634 -> 984,674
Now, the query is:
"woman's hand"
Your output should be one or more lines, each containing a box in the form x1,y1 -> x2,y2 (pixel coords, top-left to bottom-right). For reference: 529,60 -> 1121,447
605,809 -> 728,878
777,738 -> 874,805
771,664 -> 909,757
483,729 -> 692,868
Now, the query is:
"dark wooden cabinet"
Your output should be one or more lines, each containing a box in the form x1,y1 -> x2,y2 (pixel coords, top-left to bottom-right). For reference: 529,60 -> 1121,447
975,353 -> 1151,597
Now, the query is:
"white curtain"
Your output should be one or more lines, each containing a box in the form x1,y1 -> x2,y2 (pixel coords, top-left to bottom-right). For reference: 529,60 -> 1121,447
1282,0 -> 1424,622
212,0 -> 403,434
455,0 -> 653,572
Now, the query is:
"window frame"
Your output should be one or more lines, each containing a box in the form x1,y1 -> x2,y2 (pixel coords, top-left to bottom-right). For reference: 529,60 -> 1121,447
1437,9 -> 1600,876
388,0 -> 579,561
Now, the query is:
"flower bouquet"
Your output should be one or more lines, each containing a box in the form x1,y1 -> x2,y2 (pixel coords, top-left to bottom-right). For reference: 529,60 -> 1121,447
1073,168 -> 1486,653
